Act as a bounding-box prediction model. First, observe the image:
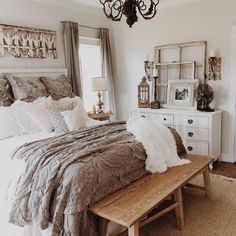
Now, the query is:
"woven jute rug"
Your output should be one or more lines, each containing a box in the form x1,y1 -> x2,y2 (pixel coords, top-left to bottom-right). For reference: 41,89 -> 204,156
121,174 -> 236,236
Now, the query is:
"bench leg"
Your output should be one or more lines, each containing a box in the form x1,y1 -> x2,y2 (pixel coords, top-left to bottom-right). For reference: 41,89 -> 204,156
99,217 -> 109,236
128,223 -> 139,236
174,188 -> 185,230
203,167 -> 213,199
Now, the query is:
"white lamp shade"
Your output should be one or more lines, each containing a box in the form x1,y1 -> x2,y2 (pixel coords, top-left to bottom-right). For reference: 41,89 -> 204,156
92,77 -> 108,92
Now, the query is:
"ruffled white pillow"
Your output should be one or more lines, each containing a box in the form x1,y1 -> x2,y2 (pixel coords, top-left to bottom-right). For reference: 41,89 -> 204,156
61,106 -> 87,131
13,100 -> 53,133
0,107 -> 23,140
0,103 -> 42,140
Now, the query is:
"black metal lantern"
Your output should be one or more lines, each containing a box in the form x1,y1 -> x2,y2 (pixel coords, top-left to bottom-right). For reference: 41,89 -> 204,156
138,77 -> 150,108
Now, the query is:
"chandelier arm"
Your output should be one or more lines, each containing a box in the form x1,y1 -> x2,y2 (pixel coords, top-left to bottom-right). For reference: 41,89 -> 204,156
100,0 -> 124,21
137,0 -> 159,19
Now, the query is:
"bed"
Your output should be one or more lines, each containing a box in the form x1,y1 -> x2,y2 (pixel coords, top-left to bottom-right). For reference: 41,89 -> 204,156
0,68 -> 187,236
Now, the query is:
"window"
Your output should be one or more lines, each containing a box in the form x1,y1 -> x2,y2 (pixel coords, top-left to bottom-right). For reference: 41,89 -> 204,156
79,37 -> 102,112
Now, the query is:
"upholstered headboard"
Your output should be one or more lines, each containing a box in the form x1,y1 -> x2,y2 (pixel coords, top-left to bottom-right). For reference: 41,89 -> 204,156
0,68 -> 68,77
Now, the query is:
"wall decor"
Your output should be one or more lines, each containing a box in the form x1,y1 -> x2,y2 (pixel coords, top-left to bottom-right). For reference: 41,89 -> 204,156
154,41 -> 207,106
138,77 -> 150,108
144,56 -> 154,81
208,49 -> 221,80
167,79 -> 199,110
0,23 -> 57,59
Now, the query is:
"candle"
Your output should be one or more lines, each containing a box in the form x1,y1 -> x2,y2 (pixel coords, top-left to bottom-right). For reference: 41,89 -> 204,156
153,68 -> 159,77
210,49 -> 216,58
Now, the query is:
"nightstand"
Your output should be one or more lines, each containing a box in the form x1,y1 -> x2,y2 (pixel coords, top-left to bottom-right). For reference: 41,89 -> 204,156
88,112 -> 112,121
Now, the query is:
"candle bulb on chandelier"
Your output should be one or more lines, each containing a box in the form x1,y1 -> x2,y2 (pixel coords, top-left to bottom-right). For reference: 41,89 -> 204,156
210,49 -> 216,58
153,68 -> 159,77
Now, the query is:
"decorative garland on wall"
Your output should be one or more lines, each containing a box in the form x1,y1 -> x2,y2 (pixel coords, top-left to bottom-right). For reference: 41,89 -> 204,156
0,23 -> 57,59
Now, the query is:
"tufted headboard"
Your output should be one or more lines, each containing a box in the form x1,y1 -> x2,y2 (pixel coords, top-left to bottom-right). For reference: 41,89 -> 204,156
0,68 -> 68,77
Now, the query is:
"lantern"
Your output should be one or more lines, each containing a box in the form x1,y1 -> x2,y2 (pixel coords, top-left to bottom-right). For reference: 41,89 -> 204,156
138,77 -> 150,108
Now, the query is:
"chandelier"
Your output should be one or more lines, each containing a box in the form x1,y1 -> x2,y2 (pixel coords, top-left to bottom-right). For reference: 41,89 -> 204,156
99,0 -> 160,28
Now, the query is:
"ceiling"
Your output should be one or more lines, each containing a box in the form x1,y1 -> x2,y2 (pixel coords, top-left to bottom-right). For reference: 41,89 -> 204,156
34,0 -> 203,11
71,0 -> 100,8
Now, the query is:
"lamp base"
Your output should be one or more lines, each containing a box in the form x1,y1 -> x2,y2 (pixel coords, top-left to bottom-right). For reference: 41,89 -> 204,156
97,91 -> 104,113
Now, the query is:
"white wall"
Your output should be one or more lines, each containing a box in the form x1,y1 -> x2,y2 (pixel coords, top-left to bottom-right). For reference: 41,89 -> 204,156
229,23 -> 236,163
0,0 -> 109,68
111,0 -> 236,162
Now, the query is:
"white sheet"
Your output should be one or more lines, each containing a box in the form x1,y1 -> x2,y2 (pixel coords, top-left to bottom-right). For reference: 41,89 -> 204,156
0,132 -> 56,236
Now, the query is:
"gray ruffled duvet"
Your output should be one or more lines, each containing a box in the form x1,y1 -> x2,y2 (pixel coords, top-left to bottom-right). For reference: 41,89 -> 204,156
9,122 -> 148,236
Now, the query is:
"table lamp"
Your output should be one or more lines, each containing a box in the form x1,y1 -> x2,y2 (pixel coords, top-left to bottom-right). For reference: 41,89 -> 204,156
92,77 -> 108,113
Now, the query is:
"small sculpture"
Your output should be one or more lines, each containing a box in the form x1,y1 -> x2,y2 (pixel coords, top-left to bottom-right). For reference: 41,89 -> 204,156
33,36 -> 41,57
4,33 -> 13,53
4,33 -> 13,46
0,27 -> 3,45
46,35 -> 54,49
27,33 -> 33,48
40,33 -> 47,58
21,33 -> 28,47
12,30 -> 21,46
0,27 -> 4,56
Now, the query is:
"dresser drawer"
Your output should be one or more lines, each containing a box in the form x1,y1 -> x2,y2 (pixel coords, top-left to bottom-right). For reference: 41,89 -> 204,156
131,111 -> 150,118
175,115 -> 209,128
158,114 -> 174,126
183,141 -> 209,156
175,127 -> 209,142
141,113 -> 173,126
131,111 -> 174,126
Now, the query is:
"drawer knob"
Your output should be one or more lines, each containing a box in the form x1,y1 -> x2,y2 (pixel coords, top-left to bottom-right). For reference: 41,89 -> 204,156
188,132 -> 194,137
141,115 -> 146,118
187,146 -> 193,152
188,119 -> 193,124
163,118 -> 167,121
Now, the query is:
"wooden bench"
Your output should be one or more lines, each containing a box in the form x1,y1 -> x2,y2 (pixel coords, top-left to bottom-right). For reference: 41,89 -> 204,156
89,155 -> 213,236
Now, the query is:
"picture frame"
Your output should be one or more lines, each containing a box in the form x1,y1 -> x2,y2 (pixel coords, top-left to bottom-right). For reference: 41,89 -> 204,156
167,79 -> 199,110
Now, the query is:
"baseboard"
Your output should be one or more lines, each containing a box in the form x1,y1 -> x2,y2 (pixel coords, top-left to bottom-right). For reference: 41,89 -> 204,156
220,153 -> 235,163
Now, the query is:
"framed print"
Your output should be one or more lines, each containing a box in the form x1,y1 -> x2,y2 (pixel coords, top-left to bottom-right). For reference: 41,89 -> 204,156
167,79 -> 199,109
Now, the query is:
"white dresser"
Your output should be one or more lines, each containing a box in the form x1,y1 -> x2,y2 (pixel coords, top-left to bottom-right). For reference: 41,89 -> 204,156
130,108 -> 222,160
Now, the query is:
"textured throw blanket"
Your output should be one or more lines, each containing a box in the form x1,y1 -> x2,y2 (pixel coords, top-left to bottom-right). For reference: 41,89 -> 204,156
127,117 -> 190,173
9,122 -> 148,236
9,121 -> 186,236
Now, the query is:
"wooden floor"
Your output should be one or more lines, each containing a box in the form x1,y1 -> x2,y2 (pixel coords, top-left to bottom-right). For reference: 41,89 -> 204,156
211,161 -> 236,178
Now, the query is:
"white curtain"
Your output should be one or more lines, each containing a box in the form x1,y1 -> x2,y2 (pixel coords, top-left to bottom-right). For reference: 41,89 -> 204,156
62,21 -> 83,97
99,28 -> 117,120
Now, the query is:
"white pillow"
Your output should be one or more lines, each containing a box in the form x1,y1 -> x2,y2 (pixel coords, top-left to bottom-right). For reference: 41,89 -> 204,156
61,106 -> 87,131
0,107 -> 23,140
46,103 -> 72,133
51,96 -> 74,107
13,100 -> 53,133
11,102 -> 41,134
34,96 -> 54,106
74,97 -> 90,121
52,96 -> 89,120
0,102 -> 42,140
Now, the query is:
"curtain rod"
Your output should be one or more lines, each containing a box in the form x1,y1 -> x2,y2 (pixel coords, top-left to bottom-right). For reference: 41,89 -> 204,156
60,21 -> 99,30
80,25 -> 99,30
